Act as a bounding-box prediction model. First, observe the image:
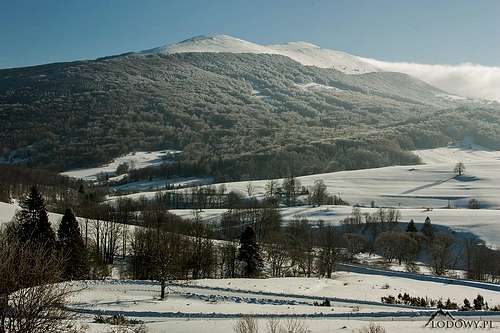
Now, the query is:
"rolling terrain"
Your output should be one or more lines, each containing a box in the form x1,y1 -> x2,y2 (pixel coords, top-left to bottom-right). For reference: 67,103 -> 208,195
112,146 -> 500,248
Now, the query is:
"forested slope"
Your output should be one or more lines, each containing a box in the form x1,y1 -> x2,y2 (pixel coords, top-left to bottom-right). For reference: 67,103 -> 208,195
1,52 -> 500,181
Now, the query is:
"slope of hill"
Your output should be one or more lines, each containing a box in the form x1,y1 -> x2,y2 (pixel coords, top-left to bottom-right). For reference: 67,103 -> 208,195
2,46 -> 500,181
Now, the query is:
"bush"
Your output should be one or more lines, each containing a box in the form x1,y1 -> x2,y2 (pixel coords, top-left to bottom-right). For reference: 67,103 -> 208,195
473,294 -> 487,310
94,315 -> 144,326
313,299 -> 331,307
490,304 -> 500,311
234,316 -> 259,333
468,199 -> 480,209
234,317 -> 308,333
106,325 -> 147,333
444,298 -> 458,310
116,162 -> 130,175
280,318 -> 308,333
357,323 -> 386,333
382,293 -> 431,307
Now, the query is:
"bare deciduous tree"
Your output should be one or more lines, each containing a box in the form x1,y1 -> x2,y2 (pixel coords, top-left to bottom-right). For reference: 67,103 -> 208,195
264,180 -> 280,206
0,233 -> 73,333
246,182 -> 255,197
343,233 -> 367,260
234,316 -> 259,333
454,162 -> 466,176
429,232 -> 457,276
234,317 -> 308,333
309,179 -> 328,207
264,232 -> 289,277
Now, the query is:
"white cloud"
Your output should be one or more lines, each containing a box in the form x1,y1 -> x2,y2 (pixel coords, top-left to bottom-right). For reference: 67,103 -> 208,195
359,57 -> 500,102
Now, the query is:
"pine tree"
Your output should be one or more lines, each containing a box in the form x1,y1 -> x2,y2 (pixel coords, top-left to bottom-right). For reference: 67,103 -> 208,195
406,219 -> 417,233
16,186 -> 55,250
421,216 -> 433,239
238,226 -> 263,277
57,208 -> 89,280
463,298 -> 471,310
473,294 -> 485,310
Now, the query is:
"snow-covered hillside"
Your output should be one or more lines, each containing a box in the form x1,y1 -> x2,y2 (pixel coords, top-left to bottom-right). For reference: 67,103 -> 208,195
141,34 -> 380,75
61,150 -> 179,181
266,41 -> 380,74
0,201 -> 64,226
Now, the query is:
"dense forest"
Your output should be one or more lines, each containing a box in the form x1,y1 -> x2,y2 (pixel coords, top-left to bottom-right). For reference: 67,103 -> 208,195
1,52 -> 500,181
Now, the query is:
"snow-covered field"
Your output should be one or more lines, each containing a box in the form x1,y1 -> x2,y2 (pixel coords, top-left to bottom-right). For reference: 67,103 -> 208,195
170,205 -> 500,248
113,176 -> 214,192
86,318 -> 500,333
61,150 -> 180,181
192,273 -> 500,306
112,147 -> 500,209
414,146 -> 500,164
69,272 -> 500,333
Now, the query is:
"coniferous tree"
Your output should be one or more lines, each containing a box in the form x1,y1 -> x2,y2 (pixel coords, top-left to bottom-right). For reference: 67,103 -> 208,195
463,298 -> 471,310
238,226 -> 263,277
16,186 -> 55,250
406,219 -> 417,233
473,294 -> 485,310
57,208 -> 89,280
421,216 -> 433,239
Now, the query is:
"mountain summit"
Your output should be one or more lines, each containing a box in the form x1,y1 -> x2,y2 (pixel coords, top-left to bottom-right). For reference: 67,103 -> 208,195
141,34 -> 380,75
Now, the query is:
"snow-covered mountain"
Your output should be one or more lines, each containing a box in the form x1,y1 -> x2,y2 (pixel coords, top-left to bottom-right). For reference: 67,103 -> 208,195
265,41 -> 379,74
140,34 -> 500,102
141,34 -> 380,75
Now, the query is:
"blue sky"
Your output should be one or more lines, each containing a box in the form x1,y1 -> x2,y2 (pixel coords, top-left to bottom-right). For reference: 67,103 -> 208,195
0,0 -> 499,69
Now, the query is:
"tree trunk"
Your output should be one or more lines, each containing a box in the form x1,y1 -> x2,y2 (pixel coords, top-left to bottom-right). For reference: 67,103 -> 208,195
0,293 -> 7,333
160,280 -> 166,300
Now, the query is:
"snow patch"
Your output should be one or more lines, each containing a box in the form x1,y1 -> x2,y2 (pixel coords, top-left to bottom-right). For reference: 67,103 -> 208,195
435,93 -> 467,101
61,150 -> 180,181
295,82 -> 345,93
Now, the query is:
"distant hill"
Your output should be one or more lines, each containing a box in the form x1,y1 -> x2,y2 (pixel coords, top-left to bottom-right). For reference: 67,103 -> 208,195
1,48 -> 500,181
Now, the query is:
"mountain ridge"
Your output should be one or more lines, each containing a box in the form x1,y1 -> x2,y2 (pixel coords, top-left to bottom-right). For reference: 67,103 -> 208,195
140,34 -> 381,75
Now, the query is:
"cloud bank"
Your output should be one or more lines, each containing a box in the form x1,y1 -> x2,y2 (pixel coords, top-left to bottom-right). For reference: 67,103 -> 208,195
359,57 -> 500,102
